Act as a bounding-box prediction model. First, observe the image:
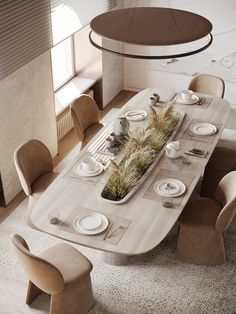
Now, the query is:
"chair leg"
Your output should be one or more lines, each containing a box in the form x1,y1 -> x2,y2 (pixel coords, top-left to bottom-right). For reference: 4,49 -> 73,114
26,280 -> 43,304
176,223 -> 225,265
50,275 -> 94,314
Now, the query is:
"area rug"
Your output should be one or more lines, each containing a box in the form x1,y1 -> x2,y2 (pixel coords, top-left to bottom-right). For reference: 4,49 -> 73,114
0,196 -> 236,314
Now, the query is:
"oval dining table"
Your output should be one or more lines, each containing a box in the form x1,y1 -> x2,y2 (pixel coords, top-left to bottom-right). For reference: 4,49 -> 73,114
30,87 -> 231,265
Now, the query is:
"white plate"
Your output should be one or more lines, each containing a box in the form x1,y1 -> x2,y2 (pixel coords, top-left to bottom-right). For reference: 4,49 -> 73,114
73,213 -> 109,235
154,178 -> 186,197
73,162 -> 103,177
175,94 -> 200,105
190,123 -> 217,136
77,214 -> 102,230
124,109 -> 148,121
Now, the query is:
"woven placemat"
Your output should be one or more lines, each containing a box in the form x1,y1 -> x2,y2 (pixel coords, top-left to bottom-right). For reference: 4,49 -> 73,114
142,169 -> 195,207
181,119 -> 221,144
60,207 -> 131,245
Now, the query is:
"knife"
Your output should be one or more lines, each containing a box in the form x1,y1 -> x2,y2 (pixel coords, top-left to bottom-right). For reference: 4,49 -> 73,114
127,112 -> 145,117
191,148 -> 206,155
103,222 -> 113,240
184,150 -> 207,158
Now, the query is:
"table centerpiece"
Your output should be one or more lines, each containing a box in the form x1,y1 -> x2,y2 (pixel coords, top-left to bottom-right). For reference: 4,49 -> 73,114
100,105 -> 184,204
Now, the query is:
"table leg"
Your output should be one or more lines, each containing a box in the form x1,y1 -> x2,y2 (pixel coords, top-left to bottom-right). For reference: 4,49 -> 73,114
101,252 -> 129,265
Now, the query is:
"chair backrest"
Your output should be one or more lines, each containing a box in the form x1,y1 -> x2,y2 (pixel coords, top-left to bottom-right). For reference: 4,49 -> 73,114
10,234 -> 64,294
14,139 -> 53,196
215,171 -> 236,232
71,94 -> 101,142
188,74 -> 225,98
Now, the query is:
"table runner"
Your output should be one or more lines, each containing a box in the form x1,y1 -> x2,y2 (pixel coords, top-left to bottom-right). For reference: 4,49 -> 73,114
143,168 -> 195,207
60,207 -> 131,245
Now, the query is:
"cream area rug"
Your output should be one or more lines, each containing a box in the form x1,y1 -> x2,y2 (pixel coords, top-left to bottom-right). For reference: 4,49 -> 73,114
0,197 -> 236,314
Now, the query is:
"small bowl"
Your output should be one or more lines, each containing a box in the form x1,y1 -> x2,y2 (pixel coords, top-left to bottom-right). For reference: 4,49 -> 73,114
105,137 -> 116,148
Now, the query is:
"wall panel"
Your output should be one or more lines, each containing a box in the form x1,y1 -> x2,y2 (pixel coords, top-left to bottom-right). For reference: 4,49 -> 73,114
0,51 -> 57,204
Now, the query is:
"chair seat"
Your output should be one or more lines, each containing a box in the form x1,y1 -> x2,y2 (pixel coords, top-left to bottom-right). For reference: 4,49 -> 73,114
83,123 -> 103,146
39,243 -> 92,285
217,128 -> 236,150
179,197 -> 222,226
31,172 -> 58,197
200,146 -> 236,198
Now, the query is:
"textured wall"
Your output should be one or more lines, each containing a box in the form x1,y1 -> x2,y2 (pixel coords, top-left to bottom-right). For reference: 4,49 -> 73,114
101,0 -> 124,106
102,38 -> 124,106
0,51 -> 58,204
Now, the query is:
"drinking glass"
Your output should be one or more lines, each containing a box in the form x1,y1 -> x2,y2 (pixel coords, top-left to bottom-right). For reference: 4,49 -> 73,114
48,209 -> 61,225
161,196 -> 173,208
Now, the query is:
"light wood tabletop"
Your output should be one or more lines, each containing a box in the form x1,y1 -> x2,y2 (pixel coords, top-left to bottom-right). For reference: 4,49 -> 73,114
30,87 -> 231,256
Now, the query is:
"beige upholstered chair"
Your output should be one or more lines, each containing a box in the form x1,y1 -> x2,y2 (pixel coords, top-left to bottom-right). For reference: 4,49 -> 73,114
71,94 -> 103,147
10,234 -> 94,314
14,139 -> 58,226
189,74 -> 229,193
177,171 -> 236,265
188,74 -> 225,98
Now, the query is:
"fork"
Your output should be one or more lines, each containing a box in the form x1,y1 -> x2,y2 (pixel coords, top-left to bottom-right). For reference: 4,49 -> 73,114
96,158 -> 107,166
107,225 -> 127,239
198,98 -> 204,105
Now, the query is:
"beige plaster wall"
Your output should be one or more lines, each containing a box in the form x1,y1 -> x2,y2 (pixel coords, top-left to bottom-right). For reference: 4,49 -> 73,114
102,39 -> 124,107
0,51 -> 58,204
101,0 -> 124,107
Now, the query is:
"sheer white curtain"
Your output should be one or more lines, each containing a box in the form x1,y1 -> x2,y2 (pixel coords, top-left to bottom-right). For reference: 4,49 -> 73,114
50,0 -> 118,46
0,0 -> 117,80
0,0 -> 52,80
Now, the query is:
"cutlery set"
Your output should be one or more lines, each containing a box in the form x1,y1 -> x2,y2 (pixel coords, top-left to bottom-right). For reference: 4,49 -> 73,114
185,148 -> 207,158
197,97 -> 204,105
103,223 -> 127,240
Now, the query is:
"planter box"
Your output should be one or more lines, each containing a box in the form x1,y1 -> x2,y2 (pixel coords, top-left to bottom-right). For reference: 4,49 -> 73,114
99,110 -> 186,204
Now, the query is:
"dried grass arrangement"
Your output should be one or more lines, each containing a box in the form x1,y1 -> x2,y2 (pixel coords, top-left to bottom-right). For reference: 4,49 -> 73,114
101,105 -> 180,201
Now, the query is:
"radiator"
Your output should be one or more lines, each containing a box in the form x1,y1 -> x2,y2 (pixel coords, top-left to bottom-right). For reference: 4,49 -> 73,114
56,89 -> 94,141
56,106 -> 73,140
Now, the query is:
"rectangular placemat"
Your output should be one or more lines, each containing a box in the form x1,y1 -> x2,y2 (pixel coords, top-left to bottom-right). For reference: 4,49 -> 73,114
195,95 -> 213,109
181,119 -> 221,144
174,94 -> 213,109
60,207 -> 131,245
143,169 -> 195,207
63,155 -> 103,184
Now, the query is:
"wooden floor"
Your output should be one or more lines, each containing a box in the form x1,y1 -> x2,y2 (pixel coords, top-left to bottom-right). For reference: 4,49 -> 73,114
0,90 -> 136,223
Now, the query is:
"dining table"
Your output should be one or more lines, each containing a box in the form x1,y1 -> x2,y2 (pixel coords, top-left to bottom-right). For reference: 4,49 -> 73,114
30,87 -> 231,265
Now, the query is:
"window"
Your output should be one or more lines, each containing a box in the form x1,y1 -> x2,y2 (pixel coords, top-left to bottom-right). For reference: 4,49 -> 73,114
51,25 -> 102,116
51,37 -> 75,91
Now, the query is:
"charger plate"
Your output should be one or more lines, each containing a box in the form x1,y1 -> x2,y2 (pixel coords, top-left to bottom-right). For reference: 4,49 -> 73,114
175,94 -> 199,105
73,213 -> 109,235
190,122 -> 217,136
123,109 -> 148,121
73,162 -> 103,177
154,178 -> 186,197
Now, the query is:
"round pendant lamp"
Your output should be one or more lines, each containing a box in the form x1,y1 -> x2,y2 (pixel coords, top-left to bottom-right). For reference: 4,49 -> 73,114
89,7 -> 213,59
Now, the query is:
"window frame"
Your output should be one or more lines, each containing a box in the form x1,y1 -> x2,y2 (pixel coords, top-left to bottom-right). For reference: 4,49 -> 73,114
51,36 -> 76,92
